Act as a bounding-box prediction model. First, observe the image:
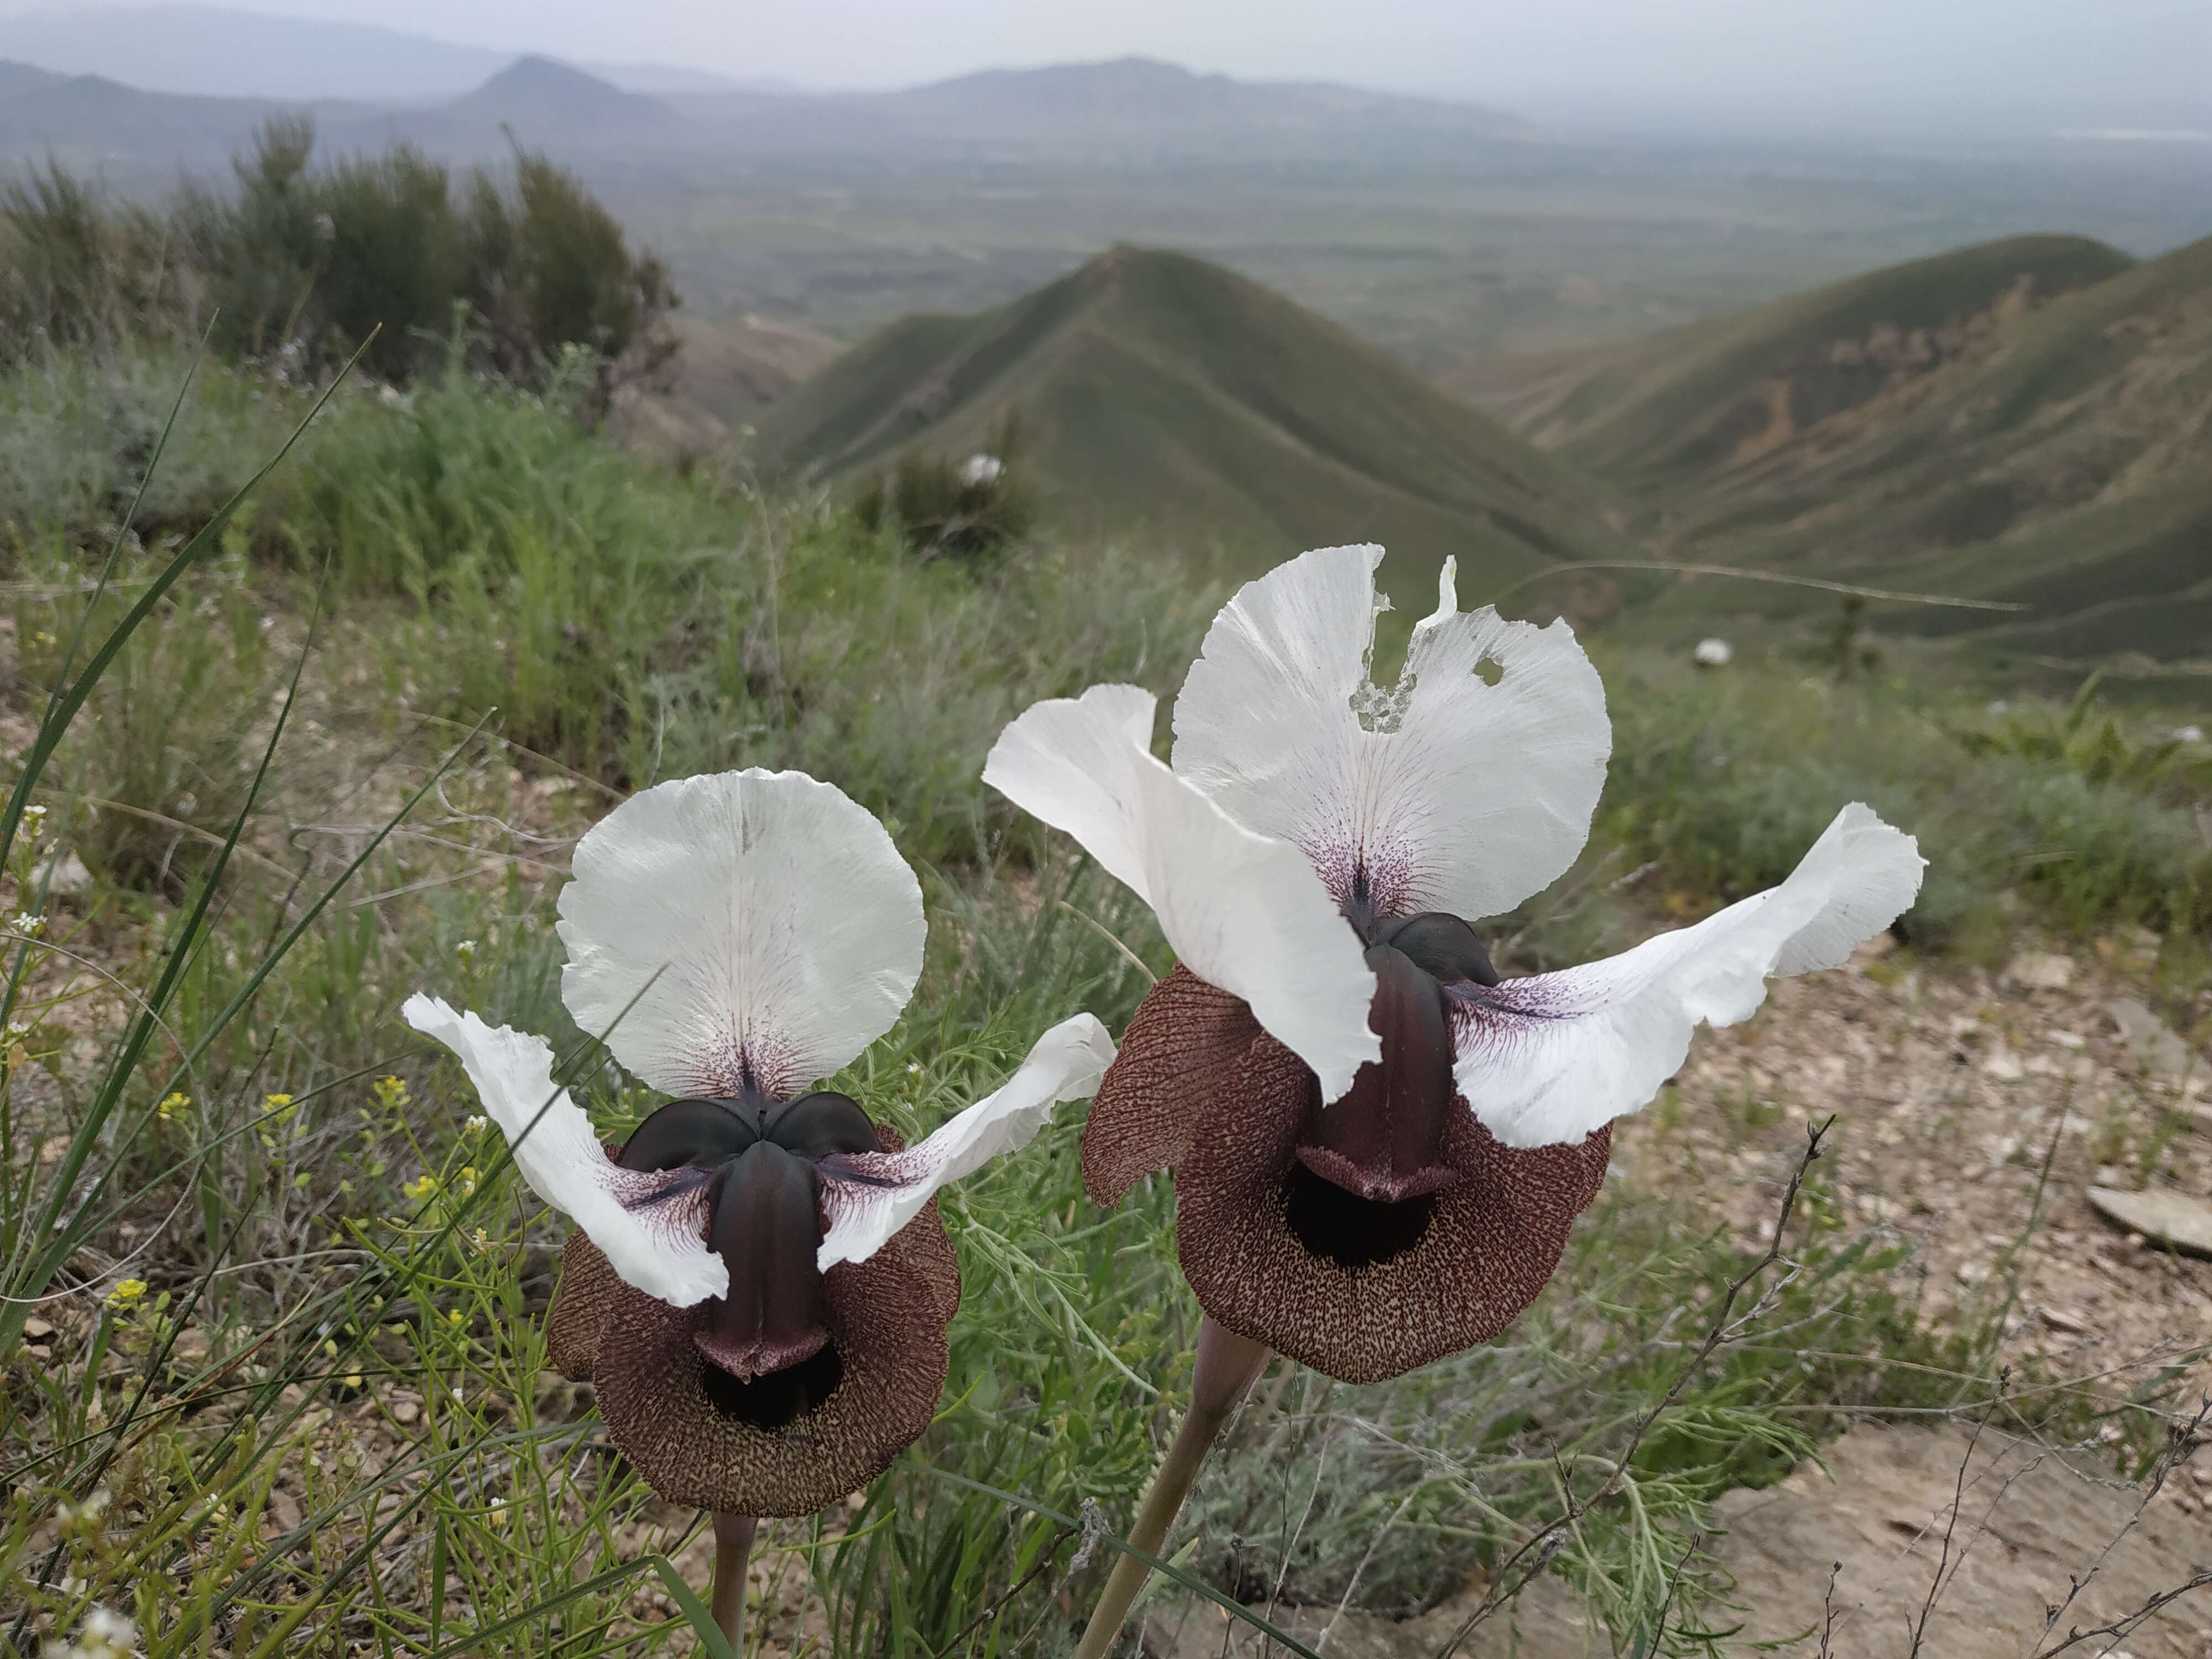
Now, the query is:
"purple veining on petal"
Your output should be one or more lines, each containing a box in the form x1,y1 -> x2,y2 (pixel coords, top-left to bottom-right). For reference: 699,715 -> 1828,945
1441,977 -> 1584,1058
675,1027 -> 813,1104
1300,825 -> 1425,928
813,1149 -> 933,1256
600,1161 -> 719,1256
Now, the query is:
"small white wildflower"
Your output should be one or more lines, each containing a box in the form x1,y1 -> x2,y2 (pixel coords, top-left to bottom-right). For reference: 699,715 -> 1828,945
83,1605 -> 135,1650
465,1114 -> 488,1134
1988,698 -> 2010,715
22,804 -> 46,836
9,912 -> 45,938
958,453 -> 1004,487
455,938 -> 477,963
45,1602 -> 140,1659
2174,724 -> 2204,744
1692,638 -> 1733,668
55,1489 -> 111,1531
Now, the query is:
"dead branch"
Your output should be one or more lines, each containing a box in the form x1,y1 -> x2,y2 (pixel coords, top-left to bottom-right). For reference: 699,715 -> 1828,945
2032,1395 -> 2212,1657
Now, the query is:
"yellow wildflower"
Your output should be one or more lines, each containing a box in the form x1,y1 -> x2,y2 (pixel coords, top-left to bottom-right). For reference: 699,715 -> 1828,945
157,1092 -> 190,1123
105,1279 -> 148,1312
402,1173 -> 439,1204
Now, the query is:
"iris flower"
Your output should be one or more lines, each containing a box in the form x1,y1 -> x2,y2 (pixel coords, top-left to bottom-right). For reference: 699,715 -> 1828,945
403,769 -> 1113,1645
983,545 -> 1923,1655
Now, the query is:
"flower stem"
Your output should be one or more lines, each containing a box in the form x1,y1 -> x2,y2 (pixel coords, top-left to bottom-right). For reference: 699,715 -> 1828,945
710,1512 -> 757,1652
1073,1317 -> 1271,1659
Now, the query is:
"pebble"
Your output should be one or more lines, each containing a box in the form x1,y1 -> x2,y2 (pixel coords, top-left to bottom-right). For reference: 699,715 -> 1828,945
2085,1186 -> 2212,1259
2005,951 -> 2075,992
28,851 -> 92,899
2103,998 -> 2205,1091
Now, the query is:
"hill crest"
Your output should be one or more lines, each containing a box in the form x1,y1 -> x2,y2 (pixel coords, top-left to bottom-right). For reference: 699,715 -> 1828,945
440,56 -> 680,134
758,246 -> 1633,609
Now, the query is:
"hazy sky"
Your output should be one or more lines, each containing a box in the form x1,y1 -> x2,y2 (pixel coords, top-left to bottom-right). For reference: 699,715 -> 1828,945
7,0 -> 2210,123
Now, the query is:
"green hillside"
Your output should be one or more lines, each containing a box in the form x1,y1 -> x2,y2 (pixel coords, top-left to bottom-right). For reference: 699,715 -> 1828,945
1451,234 -> 2136,486
1647,237 -> 2212,661
755,246 -> 1639,608
1457,233 -> 2212,668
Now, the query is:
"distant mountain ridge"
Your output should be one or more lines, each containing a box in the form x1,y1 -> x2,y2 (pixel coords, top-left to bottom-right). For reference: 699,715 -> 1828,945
0,60 -> 363,152
757,246 -> 1634,606
0,4 -> 767,101
0,51 -> 682,163
0,11 -> 1540,167
791,56 -> 1536,140
661,55 -> 1535,158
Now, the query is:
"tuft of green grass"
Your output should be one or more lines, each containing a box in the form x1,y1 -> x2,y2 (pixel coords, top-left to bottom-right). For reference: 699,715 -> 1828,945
1586,647 -> 2211,957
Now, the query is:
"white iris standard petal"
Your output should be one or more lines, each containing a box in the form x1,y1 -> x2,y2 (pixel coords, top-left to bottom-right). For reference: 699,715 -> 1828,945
401,994 -> 727,1306
558,769 -> 926,1102
1444,804 -> 1926,1149
984,684 -> 1379,1100
1172,544 -> 1611,925
815,1011 -> 1117,1270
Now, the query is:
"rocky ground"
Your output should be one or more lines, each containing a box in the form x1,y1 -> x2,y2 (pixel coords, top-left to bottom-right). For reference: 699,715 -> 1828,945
1625,931 -> 2210,1386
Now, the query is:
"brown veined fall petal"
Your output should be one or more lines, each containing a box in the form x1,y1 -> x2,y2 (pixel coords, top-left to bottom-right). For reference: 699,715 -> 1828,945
546,1230 -> 619,1384
590,1230 -> 954,1517
1081,967 -> 1264,1207
581,1119 -> 962,1518
1172,1031 -> 1611,1385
